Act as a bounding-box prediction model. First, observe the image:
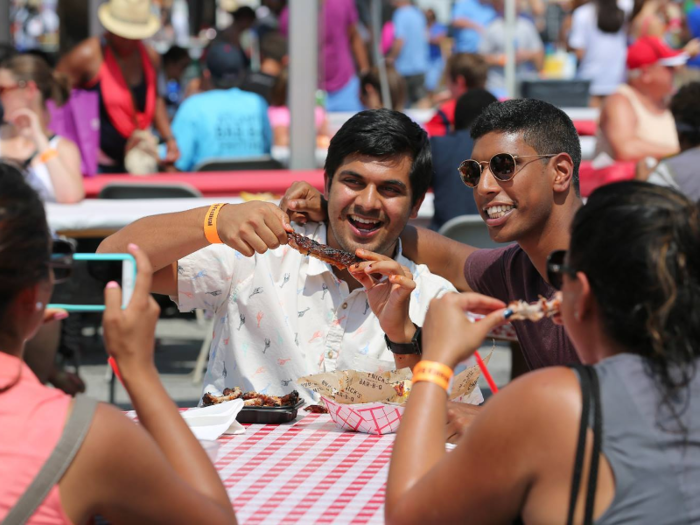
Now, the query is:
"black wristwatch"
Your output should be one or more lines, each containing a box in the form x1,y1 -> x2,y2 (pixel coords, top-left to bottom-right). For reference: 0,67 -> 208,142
384,324 -> 422,355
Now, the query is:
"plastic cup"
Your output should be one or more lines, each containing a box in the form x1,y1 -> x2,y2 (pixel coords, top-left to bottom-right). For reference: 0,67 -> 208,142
198,439 -> 220,463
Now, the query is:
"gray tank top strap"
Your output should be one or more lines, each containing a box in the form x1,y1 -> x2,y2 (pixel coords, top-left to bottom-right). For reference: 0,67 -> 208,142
2,394 -> 98,525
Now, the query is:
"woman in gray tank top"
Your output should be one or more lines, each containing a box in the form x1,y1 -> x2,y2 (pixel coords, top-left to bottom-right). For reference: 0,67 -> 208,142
385,181 -> 700,524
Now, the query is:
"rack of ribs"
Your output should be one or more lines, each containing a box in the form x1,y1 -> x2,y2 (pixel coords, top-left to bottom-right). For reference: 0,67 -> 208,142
287,231 -> 363,271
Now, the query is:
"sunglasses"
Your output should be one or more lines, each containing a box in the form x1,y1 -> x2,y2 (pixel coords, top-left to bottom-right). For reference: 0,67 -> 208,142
49,239 -> 75,283
0,81 -> 26,96
546,250 -> 577,290
458,153 -> 557,188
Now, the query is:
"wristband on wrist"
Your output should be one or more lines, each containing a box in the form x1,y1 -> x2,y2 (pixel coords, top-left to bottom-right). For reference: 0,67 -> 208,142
39,148 -> 59,163
412,360 -> 454,391
204,203 -> 227,244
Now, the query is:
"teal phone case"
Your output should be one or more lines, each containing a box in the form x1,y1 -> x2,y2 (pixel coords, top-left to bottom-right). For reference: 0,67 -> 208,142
48,253 -> 137,312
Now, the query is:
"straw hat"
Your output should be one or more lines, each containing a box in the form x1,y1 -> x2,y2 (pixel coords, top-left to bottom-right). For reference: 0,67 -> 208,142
98,0 -> 161,40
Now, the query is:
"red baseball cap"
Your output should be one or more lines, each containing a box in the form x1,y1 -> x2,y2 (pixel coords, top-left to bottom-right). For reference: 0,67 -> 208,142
626,36 -> 688,69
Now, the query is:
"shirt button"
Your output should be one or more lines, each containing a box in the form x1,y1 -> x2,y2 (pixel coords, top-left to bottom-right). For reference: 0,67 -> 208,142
342,302 -> 348,309
327,350 -> 334,358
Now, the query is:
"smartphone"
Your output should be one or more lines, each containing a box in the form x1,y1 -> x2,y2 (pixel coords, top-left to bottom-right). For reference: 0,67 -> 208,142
48,253 -> 137,312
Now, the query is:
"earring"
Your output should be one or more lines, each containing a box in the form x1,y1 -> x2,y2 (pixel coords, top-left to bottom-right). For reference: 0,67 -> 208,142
36,301 -> 44,311
574,311 -> 580,321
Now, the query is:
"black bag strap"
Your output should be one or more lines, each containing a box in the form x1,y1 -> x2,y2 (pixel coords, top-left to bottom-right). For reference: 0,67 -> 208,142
436,109 -> 451,133
566,364 -> 602,525
2,394 -> 98,525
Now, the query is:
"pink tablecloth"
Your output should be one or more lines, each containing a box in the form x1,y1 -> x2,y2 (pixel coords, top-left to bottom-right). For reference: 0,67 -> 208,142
216,414 -> 392,524
82,170 -> 326,198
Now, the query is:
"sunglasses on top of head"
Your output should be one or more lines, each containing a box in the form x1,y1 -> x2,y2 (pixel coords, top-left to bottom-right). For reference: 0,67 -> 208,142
458,153 -> 557,188
49,239 -> 75,283
0,81 -> 27,96
546,249 -> 578,290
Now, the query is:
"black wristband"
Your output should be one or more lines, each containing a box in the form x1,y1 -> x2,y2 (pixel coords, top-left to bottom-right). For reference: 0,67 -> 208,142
384,324 -> 422,355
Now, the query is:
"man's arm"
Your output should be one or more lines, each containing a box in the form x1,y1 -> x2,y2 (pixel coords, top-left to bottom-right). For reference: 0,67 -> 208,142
400,225 -> 478,292
55,37 -> 102,87
600,93 -> 679,161
97,202 -> 292,296
348,23 -> 370,74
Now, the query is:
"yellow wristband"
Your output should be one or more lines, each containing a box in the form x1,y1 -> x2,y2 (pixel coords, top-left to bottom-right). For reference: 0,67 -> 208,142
39,148 -> 59,164
412,360 -> 454,391
204,203 -> 227,244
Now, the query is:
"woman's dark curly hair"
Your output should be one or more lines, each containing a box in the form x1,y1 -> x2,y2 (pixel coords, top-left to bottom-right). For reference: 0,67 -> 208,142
0,162 -> 51,393
569,181 -> 700,431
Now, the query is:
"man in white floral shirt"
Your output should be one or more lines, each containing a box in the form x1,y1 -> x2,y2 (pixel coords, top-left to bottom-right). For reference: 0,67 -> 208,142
99,109 -> 481,404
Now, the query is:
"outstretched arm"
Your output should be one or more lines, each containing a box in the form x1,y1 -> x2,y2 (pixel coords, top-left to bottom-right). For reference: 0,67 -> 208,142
98,202 -> 292,296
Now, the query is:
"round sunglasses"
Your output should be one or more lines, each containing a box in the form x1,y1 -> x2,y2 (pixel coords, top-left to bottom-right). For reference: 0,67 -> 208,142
458,153 -> 557,188
546,249 -> 577,290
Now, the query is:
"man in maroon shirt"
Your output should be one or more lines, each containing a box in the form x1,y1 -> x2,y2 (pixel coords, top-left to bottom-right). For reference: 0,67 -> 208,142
404,98 -> 582,369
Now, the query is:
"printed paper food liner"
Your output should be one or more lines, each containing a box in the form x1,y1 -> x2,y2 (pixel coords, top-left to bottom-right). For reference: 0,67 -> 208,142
298,355 -> 490,435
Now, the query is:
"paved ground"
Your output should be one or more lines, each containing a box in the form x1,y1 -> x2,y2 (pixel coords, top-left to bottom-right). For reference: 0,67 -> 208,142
77,316 -> 514,410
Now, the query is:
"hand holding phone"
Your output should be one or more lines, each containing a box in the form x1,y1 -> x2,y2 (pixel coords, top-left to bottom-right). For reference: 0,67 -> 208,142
102,244 -> 161,382
48,252 -> 136,312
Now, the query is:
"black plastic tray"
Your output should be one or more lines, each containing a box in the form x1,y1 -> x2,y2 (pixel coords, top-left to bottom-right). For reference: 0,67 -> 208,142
235,400 -> 305,424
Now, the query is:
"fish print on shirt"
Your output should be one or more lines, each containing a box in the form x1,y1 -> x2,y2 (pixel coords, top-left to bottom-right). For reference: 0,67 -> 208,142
281,379 -> 293,387
360,343 -> 370,355
263,338 -> 271,353
275,329 -> 284,345
206,290 -> 222,297
278,357 -> 292,366
253,366 -> 266,377
177,265 -> 185,275
256,311 -> 264,327
222,361 -> 228,378
295,333 -> 299,346
321,283 -> 329,300
333,315 -> 347,326
298,307 -> 310,318
249,287 -> 264,299
192,270 -> 207,280
259,383 -> 271,395
238,314 -> 245,330
308,330 -> 323,343
364,299 -> 371,315
241,342 -> 250,357
280,273 -> 291,288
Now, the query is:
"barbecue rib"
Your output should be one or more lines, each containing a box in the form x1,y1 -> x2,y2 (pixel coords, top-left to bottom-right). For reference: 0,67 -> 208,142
202,388 -> 300,407
507,295 -> 561,322
287,231 -> 363,270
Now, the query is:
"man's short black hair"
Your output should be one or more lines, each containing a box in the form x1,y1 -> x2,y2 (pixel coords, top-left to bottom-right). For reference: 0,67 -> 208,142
260,32 -> 287,63
471,99 -> 581,196
163,45 -> 190,66
670,82 -> 700,148
324,109 -> 432,206
454,89 -> 498,131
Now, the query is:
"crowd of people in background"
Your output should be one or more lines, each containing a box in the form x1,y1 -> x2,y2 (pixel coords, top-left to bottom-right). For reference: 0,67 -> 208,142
2,0 -> 700,184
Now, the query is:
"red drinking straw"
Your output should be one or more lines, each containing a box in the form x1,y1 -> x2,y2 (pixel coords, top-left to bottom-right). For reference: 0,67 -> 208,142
108,356 -> 124,386
474,351 -> 498,394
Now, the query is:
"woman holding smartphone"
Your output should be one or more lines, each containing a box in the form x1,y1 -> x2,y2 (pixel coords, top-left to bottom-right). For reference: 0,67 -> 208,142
0,162 -> 236,524
385,182 -> 700,524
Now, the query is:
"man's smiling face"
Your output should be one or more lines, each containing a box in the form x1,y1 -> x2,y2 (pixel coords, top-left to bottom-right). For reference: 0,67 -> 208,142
325,153 -> 422,257
472,131 -> 556,244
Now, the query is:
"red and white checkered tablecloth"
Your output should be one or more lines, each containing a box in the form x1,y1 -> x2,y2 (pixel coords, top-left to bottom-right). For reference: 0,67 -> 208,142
215,413 -> 394,524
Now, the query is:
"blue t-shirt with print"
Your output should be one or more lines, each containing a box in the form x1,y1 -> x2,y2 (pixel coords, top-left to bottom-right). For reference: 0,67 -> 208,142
172,88 -> 272,171
393,5 -> 429,76
452,0 -> 496,53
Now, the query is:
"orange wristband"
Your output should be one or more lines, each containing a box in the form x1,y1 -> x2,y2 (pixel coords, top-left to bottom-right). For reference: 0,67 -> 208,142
412,360 -> 454,391
39,148 -> 59,163
204,203 -> 227,244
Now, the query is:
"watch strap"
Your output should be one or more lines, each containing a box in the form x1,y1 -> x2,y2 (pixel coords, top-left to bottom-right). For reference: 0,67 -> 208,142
384,324 -> 422,355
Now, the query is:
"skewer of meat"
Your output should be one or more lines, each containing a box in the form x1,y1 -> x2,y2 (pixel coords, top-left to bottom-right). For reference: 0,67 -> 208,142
505,295 -> 561,322
287,231 -> 363,271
